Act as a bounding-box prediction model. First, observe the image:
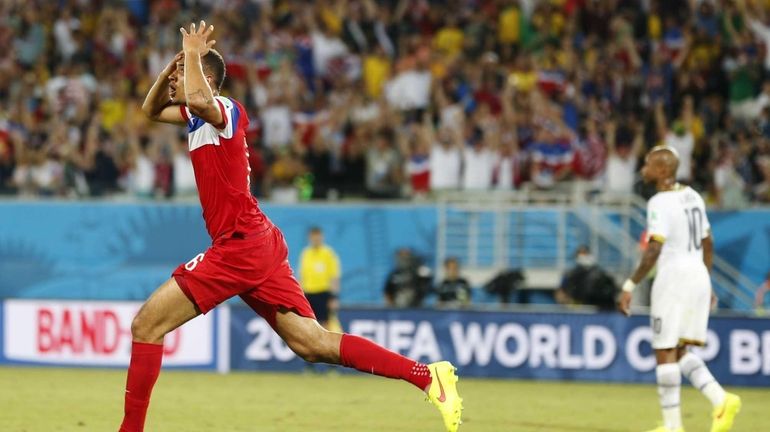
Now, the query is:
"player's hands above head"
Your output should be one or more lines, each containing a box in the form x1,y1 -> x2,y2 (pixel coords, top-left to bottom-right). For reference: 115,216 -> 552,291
180,20 -> 216,55
163,51 -> 184,77
618,291 -> 632,317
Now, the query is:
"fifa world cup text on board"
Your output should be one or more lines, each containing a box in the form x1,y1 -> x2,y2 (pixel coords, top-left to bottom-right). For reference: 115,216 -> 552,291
729,329 -> 770,375
241,317 -> 770,378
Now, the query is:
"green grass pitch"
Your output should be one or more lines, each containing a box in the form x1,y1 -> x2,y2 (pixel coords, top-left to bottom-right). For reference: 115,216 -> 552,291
1,367 -> 768,431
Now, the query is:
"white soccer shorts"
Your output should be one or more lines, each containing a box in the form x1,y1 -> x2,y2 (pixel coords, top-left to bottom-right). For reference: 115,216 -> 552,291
649,263 -> 711,349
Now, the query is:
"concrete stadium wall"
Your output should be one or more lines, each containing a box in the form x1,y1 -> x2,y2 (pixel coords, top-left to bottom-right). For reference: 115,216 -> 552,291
0,201 -> 768,304
0,201 -> 436,303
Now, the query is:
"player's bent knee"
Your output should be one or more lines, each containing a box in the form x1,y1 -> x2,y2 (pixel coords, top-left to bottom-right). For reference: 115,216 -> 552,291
655,347 -> 679,364
131,314 -> 149,342
130,311 -> 163,343
131,314 -> 152,342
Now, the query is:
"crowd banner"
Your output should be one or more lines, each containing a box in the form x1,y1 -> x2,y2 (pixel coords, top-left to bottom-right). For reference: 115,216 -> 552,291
230,307 -> 770,386
1,300 -> 229,372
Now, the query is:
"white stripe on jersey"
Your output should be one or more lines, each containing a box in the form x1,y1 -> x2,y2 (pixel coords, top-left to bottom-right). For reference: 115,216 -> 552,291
184,96 -> 236,152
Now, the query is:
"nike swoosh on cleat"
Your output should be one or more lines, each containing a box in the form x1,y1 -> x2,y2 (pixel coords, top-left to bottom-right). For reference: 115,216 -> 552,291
436,371 -> 446,403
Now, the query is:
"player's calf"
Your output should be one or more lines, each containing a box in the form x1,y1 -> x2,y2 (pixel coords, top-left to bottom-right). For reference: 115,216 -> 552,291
273,310 -> 342,363
273,310 -> 431,388
287,327 -> 341,364
678,352 -> 741,432
273,310 -> 463,431
655,360 -> 683,431
679,352 -> 726,407
119,278 -> 200,432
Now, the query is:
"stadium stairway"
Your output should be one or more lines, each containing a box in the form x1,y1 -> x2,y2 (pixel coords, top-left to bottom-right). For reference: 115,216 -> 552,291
436,192 -> 758,310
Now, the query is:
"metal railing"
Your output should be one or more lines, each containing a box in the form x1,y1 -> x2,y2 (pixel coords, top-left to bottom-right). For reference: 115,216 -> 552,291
617,194 -> 756,309
436,190 -> 574,286
435,189 -> 758,310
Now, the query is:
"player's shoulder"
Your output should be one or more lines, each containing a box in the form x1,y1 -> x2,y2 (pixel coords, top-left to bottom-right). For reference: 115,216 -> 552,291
680,185 -> 708,208
217,96 -> 249,127
217,95 -> 247,110
219,96 -> 249,123
649,184 -> 701,204
214,96 -> 246,114
647,191 -> 668,209
685,185 -> 706,200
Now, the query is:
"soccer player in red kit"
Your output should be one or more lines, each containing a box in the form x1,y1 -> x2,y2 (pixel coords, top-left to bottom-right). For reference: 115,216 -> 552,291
119,21 -> 462,432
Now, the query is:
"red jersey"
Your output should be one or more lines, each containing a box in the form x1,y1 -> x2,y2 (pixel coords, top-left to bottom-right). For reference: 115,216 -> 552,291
180,96 -> 270,240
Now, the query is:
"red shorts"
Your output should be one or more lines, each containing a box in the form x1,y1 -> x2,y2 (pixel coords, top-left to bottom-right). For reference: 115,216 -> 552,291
172,226 -> 316,327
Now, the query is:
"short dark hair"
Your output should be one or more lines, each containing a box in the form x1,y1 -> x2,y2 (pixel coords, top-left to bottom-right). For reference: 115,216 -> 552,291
308,226 -> 322,235
444,257 -> 459,267
202,49 -> 226,90
574,245 -> 590,257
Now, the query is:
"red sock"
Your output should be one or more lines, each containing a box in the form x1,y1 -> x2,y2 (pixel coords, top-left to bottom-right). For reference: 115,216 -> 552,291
119,342 -> 163,432
339,334 -> 432,391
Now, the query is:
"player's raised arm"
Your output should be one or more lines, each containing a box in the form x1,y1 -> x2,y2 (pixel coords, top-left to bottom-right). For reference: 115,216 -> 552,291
141,51 -> 186,125
180,21 -> 222,127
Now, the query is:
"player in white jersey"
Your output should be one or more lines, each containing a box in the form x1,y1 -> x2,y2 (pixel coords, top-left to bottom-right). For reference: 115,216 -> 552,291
618,146 -> 741,432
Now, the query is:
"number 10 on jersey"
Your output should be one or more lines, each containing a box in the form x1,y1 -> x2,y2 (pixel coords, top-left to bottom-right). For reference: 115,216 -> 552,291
684,207 -> 703,251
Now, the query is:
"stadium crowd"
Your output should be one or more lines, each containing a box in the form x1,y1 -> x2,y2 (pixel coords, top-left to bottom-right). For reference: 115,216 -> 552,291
1,0 -> 770,207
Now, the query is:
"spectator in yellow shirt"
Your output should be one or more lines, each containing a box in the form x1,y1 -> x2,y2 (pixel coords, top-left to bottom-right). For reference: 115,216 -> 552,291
363,47 -> 391,99
498,1 -> 521,45
434,17 -> 465,58
299,226 -> 341,329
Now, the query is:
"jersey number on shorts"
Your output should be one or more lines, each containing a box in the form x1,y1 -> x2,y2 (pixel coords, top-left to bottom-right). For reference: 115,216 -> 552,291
684,207 -> 703,251
185,253 -> 206,271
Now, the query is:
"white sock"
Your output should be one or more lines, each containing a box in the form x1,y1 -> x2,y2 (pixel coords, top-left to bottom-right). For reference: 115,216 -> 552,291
656,363 -> 682,430
679,352 -> 726,407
